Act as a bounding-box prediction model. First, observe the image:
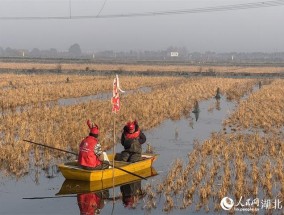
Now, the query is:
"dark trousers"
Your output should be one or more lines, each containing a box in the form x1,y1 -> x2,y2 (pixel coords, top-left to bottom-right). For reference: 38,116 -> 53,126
121,151 -> 141,163
81,161 -> 110,170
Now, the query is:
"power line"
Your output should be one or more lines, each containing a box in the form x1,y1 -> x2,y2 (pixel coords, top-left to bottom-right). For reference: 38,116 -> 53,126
69,0 -> 72,19
0,0 -> 284,20
97,0 -> 108,17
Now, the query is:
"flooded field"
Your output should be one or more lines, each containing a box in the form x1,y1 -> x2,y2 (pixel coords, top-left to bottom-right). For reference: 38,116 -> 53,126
0,96 -> 234,215
0,71 -> 283,215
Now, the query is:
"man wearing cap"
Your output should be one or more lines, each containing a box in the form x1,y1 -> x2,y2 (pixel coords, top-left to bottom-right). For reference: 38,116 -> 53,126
120,120 -> 146,162
78,120 -> 109,170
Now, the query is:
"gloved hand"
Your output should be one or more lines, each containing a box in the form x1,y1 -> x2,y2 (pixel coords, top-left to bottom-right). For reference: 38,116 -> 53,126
94,143 -> 103,156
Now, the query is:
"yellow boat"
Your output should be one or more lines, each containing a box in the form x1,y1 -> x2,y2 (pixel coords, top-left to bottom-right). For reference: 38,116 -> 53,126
58,153 -> 158,182
57,167 -> 158,195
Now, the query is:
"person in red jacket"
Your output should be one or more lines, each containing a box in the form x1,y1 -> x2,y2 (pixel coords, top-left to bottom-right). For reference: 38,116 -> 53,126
78,120 -> 109,170
120,120 -> 146,162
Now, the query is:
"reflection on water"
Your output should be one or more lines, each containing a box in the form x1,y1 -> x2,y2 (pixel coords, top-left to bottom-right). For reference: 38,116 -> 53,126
174,127 -> 179,141
215,98 -> 221,111
56,167 -> 157,215
121,181 -> 142,209
77,190 -> 109,215
74,181 -> 144,214
193,110 -> 199,121
192,100 -> 200,114
44,165 -> 60,179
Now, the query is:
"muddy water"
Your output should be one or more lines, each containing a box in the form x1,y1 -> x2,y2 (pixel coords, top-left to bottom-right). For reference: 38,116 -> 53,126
0,96 -> 235,215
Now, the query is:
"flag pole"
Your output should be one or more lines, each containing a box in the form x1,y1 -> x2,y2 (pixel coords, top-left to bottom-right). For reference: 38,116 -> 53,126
111,74 -> 124,203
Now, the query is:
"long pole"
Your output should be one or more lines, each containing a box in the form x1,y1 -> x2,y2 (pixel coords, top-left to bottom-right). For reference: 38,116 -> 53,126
23,195 -> 121,200
23,139 -> 77,155
23,139 -> 147,180
112,115 -> 116,202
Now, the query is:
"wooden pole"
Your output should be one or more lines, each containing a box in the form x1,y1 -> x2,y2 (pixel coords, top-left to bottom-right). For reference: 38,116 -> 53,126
112,114 -> 116,202
23,139 -> 77,155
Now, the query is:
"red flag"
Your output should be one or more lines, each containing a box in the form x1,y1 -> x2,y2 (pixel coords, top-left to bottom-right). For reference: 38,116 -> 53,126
112,95 -> 120,113
112,75 -> 124,113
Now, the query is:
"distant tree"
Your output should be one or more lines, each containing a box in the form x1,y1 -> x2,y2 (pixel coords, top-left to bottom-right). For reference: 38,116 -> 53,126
179,46 -> 188,57
30,48 -> 41,57
49,48 -> 58,56
0,47 -> 3,56
69,43 -> 81,56
41,48 -> 58,58
5,47 -> 19,57
50,48 -> 57,52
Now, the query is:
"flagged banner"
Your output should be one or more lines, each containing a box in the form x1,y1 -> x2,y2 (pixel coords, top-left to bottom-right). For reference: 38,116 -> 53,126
112,74 -> 124,113
112,94 -> 120,113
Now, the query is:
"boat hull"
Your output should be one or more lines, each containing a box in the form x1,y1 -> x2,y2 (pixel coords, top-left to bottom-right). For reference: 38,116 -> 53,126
57,167 -> 158,195
58,153 -> 158,181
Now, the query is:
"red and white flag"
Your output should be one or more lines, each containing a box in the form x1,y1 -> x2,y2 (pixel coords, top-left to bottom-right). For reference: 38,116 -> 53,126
112,75 -> 124,113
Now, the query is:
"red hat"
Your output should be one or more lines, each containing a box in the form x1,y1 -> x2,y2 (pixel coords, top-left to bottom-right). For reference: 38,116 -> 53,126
90,126 -> 99,135
127,121 -> 135,131
87,119 -> 99,135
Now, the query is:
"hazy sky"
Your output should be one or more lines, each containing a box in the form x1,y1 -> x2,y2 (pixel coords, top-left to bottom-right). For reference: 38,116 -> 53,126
0,0 -> 284,53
